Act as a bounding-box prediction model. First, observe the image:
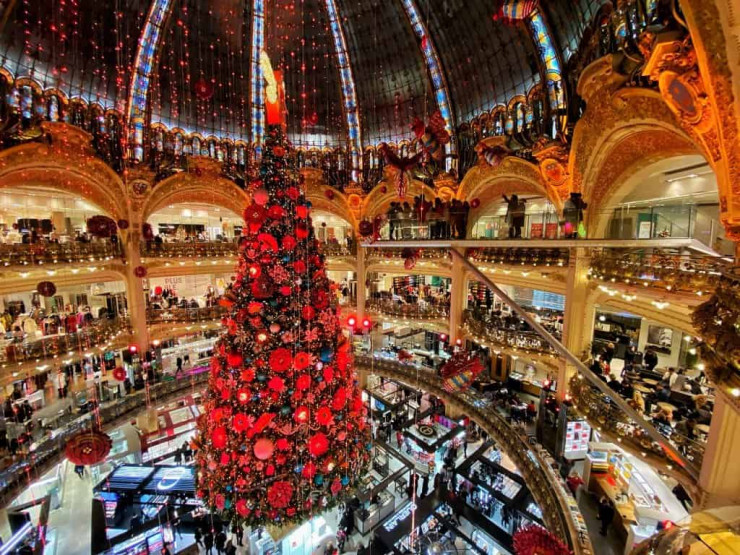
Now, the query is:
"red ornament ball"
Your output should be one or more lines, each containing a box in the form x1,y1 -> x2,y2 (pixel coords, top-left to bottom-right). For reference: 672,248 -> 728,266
470,198 -> 481,209
252,188 -> 269,206
117,219 -> 130,230
254,438 -> 274,460
324,189 -> 335,200
112,367 -> 127,382
133,266 -> 147,278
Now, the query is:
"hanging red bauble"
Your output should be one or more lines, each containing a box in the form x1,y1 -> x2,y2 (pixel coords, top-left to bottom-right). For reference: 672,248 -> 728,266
142,222 -> 154,241
470,198 -> 481,209
309,112 -> 319,125
37,281 -> 57,297
380,185 -> 387,194
65,429 -> 113,466
194,78 -> 214,100
324,189 -> 335,200
254,438 -> 274,460
154,286 -> 163,296
358,220 -> 373,237
86,215 -> 117,238
117,219 -> 130,230
133,266 -> 147,278
112,367 -> 127,382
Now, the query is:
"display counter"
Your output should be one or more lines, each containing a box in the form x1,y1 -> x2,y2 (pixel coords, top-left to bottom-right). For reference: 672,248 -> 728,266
355,489 -> 396,535
583,442 -> 689,554
507,371 -> 544,397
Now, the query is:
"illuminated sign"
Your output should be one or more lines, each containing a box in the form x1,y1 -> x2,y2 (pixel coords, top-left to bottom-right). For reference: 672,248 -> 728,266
383,501 -> 417,532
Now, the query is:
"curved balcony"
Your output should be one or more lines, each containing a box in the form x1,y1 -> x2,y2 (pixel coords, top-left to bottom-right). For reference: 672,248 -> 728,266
470,247 -> 569,268
0,371 -> 208,504
366,300 -> 450,322
146,306 -> 227,324
0,318 -> 129,365
568,375 -> 706,473
589,251 -> 726,295
354,355 -> 593,555
0,241 -> 122,267
140,241 -> 238,259
463,309 -> 557,357
366,247 -> 450,265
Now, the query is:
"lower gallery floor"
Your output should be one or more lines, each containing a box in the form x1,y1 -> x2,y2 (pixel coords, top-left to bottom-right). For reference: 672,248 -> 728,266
0,364 -> 692,555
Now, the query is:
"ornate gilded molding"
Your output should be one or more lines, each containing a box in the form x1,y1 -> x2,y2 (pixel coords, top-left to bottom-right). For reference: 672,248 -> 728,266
0,124 -> 128,221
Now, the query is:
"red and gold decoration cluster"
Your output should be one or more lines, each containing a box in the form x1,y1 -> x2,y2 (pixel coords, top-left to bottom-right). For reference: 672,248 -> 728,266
512,524 -> 571,555
194,125 -> 371,528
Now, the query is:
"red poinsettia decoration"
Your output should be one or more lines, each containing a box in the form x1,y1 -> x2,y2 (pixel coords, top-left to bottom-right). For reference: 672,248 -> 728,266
269,348 -> 293,372
244,205 -> 267,232
267,481 -> 294,509
112,367 -> 127,382
308,433 -> 329,457
65,429 -> 113,466
513,525 -> 571,555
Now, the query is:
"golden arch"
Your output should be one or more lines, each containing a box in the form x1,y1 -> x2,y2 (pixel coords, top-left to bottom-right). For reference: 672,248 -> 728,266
580,125 -> 700,234
142,173 -> 250,221
0,130 -> 128,221
458,156 -> 559,214
362,179 -> 437,220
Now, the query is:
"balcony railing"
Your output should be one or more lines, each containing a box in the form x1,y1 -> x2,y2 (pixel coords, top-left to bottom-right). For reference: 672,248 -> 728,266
589,251 -> 726,295
470,247 -> 569,267
366,300 -> 450,321
568,375 -> 706,472
320,243 -> 355,257
463,310 -> 557,356
146,306 -> 227,324
0,318 -> 129,365
140,241 -> 238,258
354,355 -> 592,555
0,241 -> 122,267
0,370 -> 208,504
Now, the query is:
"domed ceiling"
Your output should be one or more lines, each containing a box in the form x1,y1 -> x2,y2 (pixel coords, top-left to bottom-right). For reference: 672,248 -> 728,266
0,0 -> 605,149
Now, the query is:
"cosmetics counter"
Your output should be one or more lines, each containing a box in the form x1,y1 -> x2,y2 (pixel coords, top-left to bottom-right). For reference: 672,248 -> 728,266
93,464 -> 200,550
374,498 -> 505,555
354,442 -> 413,535
582,442 -> 689,554
454,442 -> 543,542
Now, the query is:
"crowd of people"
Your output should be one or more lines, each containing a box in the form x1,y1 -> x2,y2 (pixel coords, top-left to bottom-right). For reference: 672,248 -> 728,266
380,191 -> 588,241
587,343 -> 713,446
386,197 -> 472,240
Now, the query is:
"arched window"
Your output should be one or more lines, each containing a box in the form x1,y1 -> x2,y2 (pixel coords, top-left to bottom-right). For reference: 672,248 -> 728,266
47,96 -> 60,122
174,133 -> 184,157
192,136 -> 201,155
19,86 -> 33,123
237,145 -> 246,166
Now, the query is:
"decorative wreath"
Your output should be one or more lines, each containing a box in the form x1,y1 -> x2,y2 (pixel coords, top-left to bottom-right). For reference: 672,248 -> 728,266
37,281 -> 57,298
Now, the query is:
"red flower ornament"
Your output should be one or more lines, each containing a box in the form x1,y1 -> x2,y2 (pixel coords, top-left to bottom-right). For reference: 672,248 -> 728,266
267,481 -> 294,509
269,348 -> 292,372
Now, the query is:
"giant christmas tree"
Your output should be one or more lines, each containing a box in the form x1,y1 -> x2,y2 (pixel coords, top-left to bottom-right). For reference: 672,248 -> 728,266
194,125 -> 371,528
